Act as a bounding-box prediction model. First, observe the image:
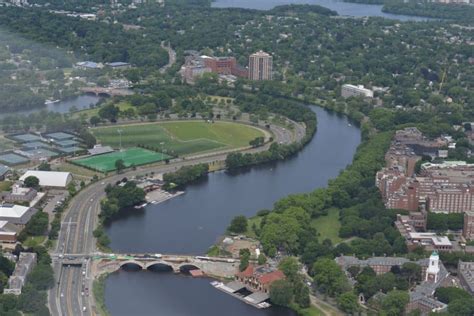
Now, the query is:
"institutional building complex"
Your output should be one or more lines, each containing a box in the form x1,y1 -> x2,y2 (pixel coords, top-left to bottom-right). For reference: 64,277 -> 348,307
341,84 -> 374,98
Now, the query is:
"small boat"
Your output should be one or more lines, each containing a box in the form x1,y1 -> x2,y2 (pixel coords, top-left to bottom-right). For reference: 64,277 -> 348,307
134,203 -> 148,209
348,123 -> 352,127
45,99 -> 60,105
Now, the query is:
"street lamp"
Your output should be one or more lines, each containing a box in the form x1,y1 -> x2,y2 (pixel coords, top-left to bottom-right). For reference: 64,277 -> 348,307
117,129 -> 123,159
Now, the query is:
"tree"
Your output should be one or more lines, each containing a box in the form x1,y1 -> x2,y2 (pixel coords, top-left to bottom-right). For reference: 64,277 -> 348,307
337,292 -> 359,314
37,162 -> 50,171
227,215 -> 248,234
312,258 -> 349,296
269,279 -> 293,307
28,264 -> 54,290
278,257 -> 299,281
98,103 -> 119,122
448,298 -> 474,316
23,176 -> 39,189
257,254 -> 267,265
89,116 -> 101,126
401,262 -> 421,286
23,211 -> 48,236
434,287 -> 471,304
294,282 -> 310,308
381,290 -> 409,316
115,159 -> 126,173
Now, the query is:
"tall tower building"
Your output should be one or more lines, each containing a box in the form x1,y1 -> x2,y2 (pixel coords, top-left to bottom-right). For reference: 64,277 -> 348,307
248,51 -> 273,81
463,211 -> 474,240
425,251 -> 440,283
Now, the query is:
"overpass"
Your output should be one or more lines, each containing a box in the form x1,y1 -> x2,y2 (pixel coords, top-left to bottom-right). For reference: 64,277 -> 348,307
80,87 -> 134,97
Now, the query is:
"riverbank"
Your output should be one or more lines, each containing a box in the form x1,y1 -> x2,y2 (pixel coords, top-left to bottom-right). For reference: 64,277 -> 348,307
93,273 -> 111,316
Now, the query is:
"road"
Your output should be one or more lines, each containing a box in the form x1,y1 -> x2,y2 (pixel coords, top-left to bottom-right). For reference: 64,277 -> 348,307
48,122 -> 303,316
159,41 -> 176,74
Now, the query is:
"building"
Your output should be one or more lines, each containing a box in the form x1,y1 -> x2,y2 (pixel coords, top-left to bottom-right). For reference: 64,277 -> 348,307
463,211 -> 474,240
19,171 -> 72,188
105,62 -> 131,69
0,165 -> 10,181
1,185 -> 38,204
180,54 -> 247,83
4,252 -> 37,295
458,261 -> 474,294
0,204 -> 37,227
341,84 -> 374,98
203,56 -> 248,78
75,61 -> 103,70
248,51 -> 273,81
88,145 -> 114,156
0,221 -> 19,243
395,214 -> 453,252
235,265 -> 285,293
337,253 -> 449,315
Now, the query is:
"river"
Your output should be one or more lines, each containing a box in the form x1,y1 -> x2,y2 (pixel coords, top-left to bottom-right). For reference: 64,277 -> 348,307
104,106 -> 361,315
212,0 -> 430,21
0,95 -> 101,119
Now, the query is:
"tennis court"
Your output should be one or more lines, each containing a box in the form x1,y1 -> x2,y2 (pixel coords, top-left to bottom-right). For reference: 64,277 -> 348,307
0,153 -> 29,165
74,147 -> 170,172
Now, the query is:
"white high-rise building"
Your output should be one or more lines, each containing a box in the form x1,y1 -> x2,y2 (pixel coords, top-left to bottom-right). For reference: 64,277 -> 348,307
249,51 -> 273,81
425,251 -> 440,283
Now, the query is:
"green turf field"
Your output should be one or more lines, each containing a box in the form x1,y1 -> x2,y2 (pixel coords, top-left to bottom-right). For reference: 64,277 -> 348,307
74,148 -> 170,172
91,121 -> 264,156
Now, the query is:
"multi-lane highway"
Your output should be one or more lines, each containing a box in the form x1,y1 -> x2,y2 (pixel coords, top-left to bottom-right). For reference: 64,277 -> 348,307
48,122 -> 302,316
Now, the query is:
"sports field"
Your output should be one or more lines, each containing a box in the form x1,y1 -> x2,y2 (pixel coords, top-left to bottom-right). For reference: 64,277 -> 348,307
90,121 -> 265,156
74,148 -> 170,172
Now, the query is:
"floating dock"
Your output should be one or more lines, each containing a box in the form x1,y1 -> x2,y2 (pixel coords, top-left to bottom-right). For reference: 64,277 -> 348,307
211,281 -> 271,309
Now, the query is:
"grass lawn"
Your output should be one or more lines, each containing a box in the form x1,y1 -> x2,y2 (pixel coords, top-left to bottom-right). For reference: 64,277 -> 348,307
245,216 -> 263,239
72,101 -> 133,119
55,162 -> 101,179
291,304 -> 324,316
311,208 -> 343,244
0,181 -> 12,191
74,147 -> 170,172
23,236 -> 46,248
91,121 -> 264,156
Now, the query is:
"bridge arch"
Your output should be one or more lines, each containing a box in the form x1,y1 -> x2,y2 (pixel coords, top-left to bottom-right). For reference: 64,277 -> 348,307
178,264 -> 201,275
119,261 -> 145,270
146,262 -> 174,272
98,92 -> 111,98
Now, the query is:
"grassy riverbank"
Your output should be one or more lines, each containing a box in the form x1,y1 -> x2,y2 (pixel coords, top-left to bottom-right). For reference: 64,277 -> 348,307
93,273 -> 111,316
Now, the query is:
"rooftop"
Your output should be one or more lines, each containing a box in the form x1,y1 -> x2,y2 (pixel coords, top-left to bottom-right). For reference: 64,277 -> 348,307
19,170 -> 72,187
0,204 -> 31,219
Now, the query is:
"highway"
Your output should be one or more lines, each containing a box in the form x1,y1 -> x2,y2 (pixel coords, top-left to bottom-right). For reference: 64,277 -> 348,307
48,122 -> 303,316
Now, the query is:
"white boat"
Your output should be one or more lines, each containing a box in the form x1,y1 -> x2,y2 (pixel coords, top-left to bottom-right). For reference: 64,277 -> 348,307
45,99 -> 60,105
134,203 -> 148,209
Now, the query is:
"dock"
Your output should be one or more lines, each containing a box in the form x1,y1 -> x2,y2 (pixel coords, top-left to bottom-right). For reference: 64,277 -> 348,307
145,189 -> 184,204
211,281 -> 271,309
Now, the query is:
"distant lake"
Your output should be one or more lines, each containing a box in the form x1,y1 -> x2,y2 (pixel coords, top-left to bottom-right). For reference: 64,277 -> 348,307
212,0 -> 430,21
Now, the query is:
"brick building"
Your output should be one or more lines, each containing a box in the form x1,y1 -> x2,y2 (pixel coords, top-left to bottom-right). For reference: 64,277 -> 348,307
235,265 -> 285,293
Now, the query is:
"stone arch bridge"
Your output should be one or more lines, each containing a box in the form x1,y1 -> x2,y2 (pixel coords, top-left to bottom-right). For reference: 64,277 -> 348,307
94,254 -> 239,278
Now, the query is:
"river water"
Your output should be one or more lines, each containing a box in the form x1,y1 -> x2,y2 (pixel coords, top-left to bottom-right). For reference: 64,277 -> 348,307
0,95 -> 101,119
104,106 -> 361,315
212,0 -> 430,21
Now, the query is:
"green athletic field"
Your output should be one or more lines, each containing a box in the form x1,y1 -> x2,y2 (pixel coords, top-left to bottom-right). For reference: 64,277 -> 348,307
74,148 -> 170,172
90,121 -> 265,156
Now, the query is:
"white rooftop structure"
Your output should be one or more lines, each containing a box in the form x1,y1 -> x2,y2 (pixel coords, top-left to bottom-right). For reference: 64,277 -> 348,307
341,84 -> 374,98
0,204 -> 37,225
20,170 -> 72,188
